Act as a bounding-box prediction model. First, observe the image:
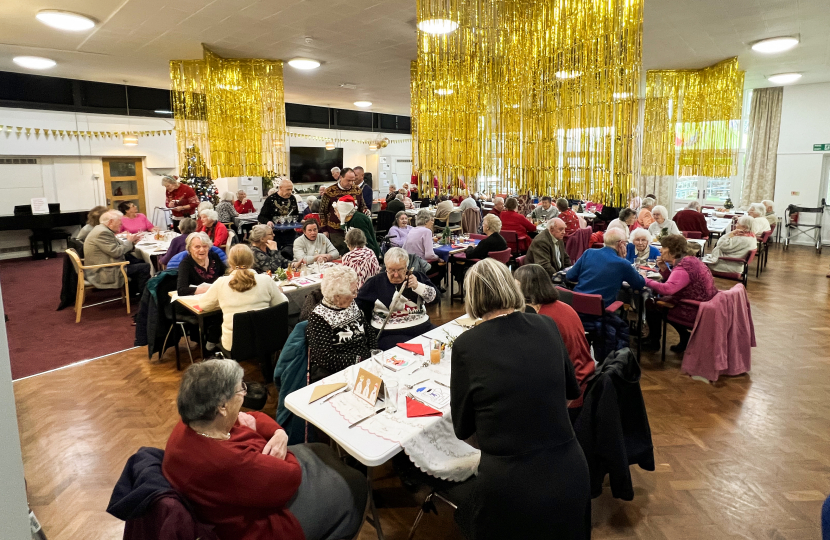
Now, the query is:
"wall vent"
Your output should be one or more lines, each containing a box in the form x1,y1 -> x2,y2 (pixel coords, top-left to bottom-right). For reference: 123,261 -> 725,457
0,158 -> 38,165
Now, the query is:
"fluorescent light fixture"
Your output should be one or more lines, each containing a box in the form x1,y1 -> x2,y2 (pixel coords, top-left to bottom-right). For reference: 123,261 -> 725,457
122,134 -> 139,146
325,141 -> 336,150
767,72 -> 802,84
435,88 -> 453,95
613,92 -> 631,99
354,101 -> 372,108
417,19 -> 459,34
36,10 -> 95,31
288,58 -> 320,70
369,142 -> 378,151
154,109 -> 173,114
752,36 -> 799,54
555,71 -> 582,80
13,56 -> 56,70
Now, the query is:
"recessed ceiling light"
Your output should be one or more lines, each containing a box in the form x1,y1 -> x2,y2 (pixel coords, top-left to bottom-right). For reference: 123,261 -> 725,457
752,36 -> 799,54
288,58 -> 320,70
435,88 -> 453,95
767,73 -> 802,84
36,10 -> 96,31
13,56 -> 56,70
325,141 -> 336,150
122,134 -> 138,146
417,19 -> 459,34
555,71 -> 582,80
154,109 -> 173,114
354,101 -> 372,108
369,142 -> 378,151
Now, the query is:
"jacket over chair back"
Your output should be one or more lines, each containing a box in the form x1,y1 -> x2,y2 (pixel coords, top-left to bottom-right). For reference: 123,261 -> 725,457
461,207 -> 481,234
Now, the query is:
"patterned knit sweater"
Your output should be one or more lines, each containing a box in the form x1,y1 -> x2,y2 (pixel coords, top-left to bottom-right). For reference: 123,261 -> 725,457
306,301 -> 373,374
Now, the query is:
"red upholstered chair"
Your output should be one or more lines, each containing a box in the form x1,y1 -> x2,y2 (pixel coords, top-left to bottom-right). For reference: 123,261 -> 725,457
556,287 -> 623,359
681,231 -> 702,239
657,297 -> 703,363
487,248 -> 512,264
709,249 -> 756,288
515,255 -> 527,267
469,234 -> 487,240
500,230 -> 521,259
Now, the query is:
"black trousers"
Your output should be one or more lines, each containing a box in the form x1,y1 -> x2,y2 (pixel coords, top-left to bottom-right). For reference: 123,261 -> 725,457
125,261 -> 151,297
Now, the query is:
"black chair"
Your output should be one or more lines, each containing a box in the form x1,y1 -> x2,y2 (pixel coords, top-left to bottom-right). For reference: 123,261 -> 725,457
229,302 -> 290,383
67,237 -> 85,259
376,210 -> 396,237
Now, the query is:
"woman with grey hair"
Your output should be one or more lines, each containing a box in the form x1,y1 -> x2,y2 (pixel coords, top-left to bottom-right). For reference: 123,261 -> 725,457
249,224 -> 289,273
176,231 -> 227,296
198,208 -> 229,247
761,199 -> 777,225
163,359 -> 368,540
356,247 -> 437,350
704,215 -> 758,274
216,191 -> 239,223
388,211 -> 412,248
306,265 -> 373,382
747,202 -> 771,237
342,228 -> 380,288
451,258 -> 589,539
402,208 -> 439,263
450,213 -> 507,289
163,175 -> 199,228
648,205 -> 681,239
160,218 -> 196,266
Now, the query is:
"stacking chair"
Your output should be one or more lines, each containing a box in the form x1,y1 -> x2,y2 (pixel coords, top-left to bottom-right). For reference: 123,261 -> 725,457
500,230 -> 521,260
657,298 -> 701,363
709,249 -> 756,288
557,287 -> 623,360
762,226 -> 775,268
229,302 -> 290,382
515,255 -> 527,267
447,211 -> 463,234
487,248 -> 511,264
65,248 -> 130,323
756,230 -> 772,276
469,233 -> 486,241
461,208 -> 481,234
681,231 -> 702,239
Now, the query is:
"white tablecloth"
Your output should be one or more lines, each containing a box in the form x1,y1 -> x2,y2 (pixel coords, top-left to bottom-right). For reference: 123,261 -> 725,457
234,212 -> 260,228
131,233 -> 178,276
285,320 -> 481,480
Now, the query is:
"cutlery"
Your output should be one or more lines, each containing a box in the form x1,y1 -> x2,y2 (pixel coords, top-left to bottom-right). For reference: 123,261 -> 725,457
405,378 -> 429,389
349,408 -> 386,428
434,380 -> 451,389
410,361 -> 430,375
321,386 -> 350,403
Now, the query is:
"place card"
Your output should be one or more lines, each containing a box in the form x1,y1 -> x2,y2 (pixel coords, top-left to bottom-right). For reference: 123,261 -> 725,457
353,367 -> 383,406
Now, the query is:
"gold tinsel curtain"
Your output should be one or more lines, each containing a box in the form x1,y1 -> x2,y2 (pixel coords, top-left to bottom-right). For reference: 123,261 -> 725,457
641,57 -> 745,180
412,0 -> 643,205
170,46 -> 287,179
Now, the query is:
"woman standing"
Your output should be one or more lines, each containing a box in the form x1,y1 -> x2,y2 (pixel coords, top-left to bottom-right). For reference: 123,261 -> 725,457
162,176 -> 199,229
117,202 -> 155,234
249,224 -> 289,273
451,258 -> 590,539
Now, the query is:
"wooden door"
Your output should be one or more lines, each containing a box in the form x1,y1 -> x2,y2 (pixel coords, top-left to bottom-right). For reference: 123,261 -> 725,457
102,158 -> 146,214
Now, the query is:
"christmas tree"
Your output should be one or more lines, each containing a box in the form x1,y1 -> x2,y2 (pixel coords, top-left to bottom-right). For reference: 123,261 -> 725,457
180,145 -> 219,205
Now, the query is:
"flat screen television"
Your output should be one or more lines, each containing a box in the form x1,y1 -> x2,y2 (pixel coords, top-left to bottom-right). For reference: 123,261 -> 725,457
289,147 -> 343,184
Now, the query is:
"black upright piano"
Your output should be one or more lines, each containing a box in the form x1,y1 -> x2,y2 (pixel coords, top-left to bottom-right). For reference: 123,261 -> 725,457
0,204 -> 88,259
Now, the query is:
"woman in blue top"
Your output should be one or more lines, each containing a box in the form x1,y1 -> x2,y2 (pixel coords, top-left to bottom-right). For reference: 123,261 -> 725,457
626,228 -> 661,265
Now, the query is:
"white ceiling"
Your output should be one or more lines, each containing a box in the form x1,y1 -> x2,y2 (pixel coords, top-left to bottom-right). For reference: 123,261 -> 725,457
0,0 -> 828,116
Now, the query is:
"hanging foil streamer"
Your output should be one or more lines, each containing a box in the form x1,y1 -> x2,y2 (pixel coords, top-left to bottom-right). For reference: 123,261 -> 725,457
642,57 -> 744,179
170,47 -> 287,179
412,0 -> 643,205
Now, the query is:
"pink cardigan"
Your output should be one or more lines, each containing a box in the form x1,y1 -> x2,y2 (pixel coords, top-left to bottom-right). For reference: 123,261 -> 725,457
681,284 -> 755,382
119,213 -> 154,233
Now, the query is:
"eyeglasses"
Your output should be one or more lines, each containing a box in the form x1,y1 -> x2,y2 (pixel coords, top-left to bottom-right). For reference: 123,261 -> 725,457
387,266 -> 407,275
235,382 -> 247,396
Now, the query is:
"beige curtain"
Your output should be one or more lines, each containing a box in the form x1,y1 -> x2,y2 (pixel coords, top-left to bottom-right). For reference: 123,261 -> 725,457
741,87 -> 783,207
637,175 -> 675,208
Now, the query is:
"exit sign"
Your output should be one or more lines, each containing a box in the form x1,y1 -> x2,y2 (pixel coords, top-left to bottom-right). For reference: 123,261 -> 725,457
813,144 -> 830,151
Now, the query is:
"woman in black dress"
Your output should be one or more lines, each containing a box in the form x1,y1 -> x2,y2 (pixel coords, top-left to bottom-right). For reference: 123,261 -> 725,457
451,258 -> 590,539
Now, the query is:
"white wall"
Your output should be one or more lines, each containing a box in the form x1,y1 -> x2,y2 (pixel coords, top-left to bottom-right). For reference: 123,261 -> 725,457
774,82 -> 830,244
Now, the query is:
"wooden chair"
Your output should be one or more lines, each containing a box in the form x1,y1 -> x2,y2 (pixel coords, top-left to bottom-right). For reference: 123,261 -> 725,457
65,248 -> 130,323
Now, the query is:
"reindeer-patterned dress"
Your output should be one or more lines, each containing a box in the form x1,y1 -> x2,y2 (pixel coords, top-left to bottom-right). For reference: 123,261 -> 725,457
306,300 -> 373,380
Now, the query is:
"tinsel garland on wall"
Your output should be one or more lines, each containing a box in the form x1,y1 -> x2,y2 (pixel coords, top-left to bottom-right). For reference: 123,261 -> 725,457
411,0 -> 643,205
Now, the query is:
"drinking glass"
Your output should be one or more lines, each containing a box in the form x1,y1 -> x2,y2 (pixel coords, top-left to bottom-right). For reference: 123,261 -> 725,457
430,340 -> 442,365
370,349 -> 384,374
384,379 -> 399,414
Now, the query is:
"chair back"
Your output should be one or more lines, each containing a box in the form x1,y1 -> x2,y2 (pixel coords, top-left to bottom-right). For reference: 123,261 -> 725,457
65,248 -> 83,277
487,248 -> 512,264
745,249 -> 757,266
557,287 -> 604,317
470,233 -> 487,240
759,230 -> 772,244
231,302 -> 290,377
67,237 -> 85,259
376,210 -> 396,234
515,255 -> 527,267
682,230 -> 702,239
500,230 -> 521,256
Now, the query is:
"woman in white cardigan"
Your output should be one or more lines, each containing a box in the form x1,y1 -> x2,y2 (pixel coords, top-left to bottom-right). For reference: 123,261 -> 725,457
705,215 -> 758,274
198,244 -> 287,353
648,205 -> 681,239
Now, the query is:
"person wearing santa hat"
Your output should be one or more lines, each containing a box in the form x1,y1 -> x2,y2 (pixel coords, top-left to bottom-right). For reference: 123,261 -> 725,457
319,168 -> 369,254
333,195 -> 380,258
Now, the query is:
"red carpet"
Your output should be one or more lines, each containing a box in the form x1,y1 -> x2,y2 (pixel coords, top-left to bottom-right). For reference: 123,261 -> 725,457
1,255 -> 136,379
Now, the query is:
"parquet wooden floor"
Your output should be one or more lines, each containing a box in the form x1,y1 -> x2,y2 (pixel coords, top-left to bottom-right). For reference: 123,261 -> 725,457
13,243 -> 830,540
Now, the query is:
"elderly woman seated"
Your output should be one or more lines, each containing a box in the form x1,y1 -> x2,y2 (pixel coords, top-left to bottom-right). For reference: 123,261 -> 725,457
249,224 -> 289,273
160,218 -> 196,267
306,265 -> 374,383
197,209 -> 229,248
642,235 -> 718,352
704,215 -> 758,273
216,191 -> 240,224
342,228 -> 380,288
514,263 -> 595,420
163,359 -> 367,540
762,199 -> 777,226
450,213 -> 507,289
626,228 -> 661,265
648,205 -> 681,238
402,208 -> 440,268
198,244 -> 287,354
74,205 -> 108,241
747,203 -> 772,237
388,211 -> 412,248
607,207 -> 638,240
177,231 -> 228,296
357,247 -> 438,350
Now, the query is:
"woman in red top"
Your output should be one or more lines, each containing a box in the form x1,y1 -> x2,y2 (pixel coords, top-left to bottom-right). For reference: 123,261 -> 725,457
514,264 -> 595,419
555,198 -> 580,236
163,359 -> 367,540
163,176 -> 199,221
197,209 -> 229,248
234,190 -> 256,214
499,197 -> 537,251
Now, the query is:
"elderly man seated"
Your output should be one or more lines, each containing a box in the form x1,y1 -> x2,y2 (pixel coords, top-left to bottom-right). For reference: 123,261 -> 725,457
565,227 -> 645,307
748,203 -> 772,237
84,210 -> 150,297
163,359 -> 367,540
307,265 -> 374,383
673,200 -> 709,239
528,196 -> 559,222
490,196 -> 505,216
385,184 -> 398,203
526,217 -> 570,277
356,247 -> 438,350
386,193 -> 406,214
555,198 -> 580,235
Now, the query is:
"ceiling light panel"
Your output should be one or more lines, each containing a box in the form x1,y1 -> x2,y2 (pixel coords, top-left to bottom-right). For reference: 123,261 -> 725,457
767,73 -> 802,84
288,58 -> 320,70
752,37 -> 799,54
13,56 -> 56,70
36,10 -> 96,31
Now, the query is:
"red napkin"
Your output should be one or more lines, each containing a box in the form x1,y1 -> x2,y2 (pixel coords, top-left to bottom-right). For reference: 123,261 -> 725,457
397,343 -> 424,356
406,397 -> 443,418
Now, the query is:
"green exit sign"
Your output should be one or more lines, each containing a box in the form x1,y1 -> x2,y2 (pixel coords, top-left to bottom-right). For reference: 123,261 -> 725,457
814,144 -> 830,151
